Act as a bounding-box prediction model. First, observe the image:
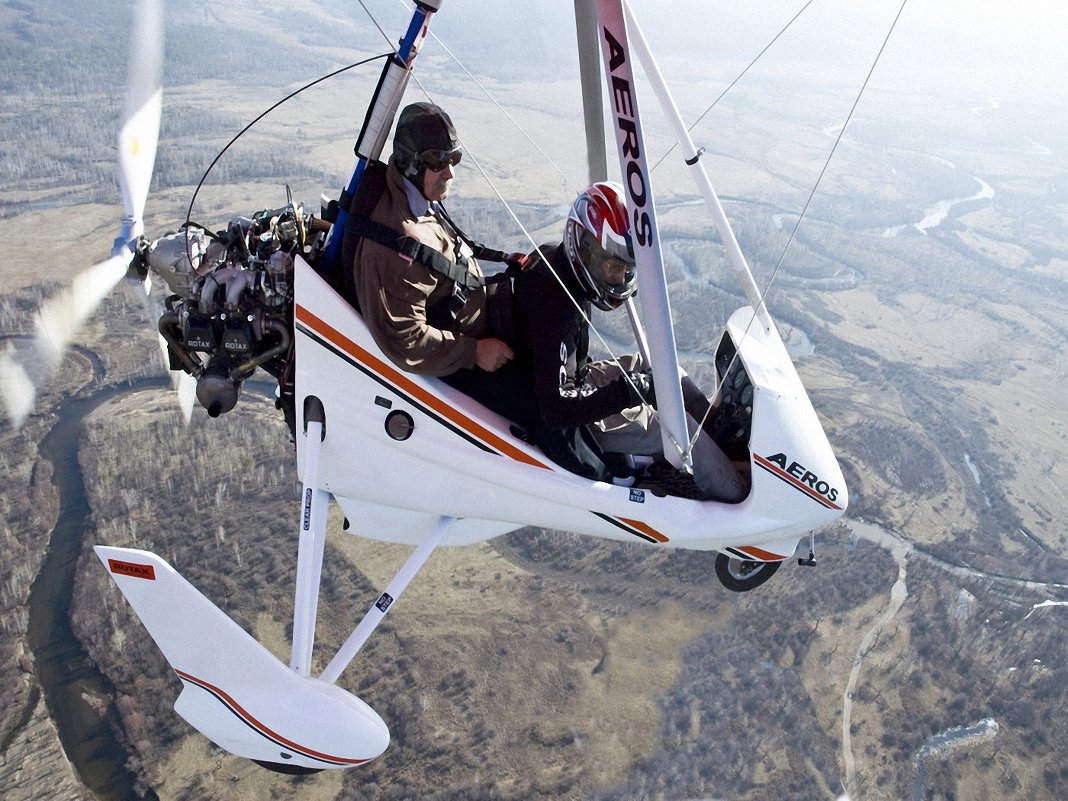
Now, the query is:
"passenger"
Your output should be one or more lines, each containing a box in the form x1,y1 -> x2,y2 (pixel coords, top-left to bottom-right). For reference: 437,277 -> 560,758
346,102 -> 535,425
510,182 -> 747,502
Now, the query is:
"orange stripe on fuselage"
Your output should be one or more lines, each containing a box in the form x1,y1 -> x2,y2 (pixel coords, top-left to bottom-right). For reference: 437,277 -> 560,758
295,305 -> 549,469
737,544 -> 788,561
616,517 -> 669,543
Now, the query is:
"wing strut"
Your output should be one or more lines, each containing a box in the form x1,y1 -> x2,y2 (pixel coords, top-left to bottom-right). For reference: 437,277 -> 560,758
622,2 -> 773,333
320,516 -> 455,684
290,400 -> 329,676
293,395 -> 455,685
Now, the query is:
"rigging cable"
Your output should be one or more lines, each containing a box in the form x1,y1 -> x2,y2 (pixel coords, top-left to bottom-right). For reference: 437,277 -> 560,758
762,0 -> 911,313
356,0 -> 394,45
420,39 -> 577,195
682,0 -> 912,453
650,0 -> 816,173
183,53 -> 392,229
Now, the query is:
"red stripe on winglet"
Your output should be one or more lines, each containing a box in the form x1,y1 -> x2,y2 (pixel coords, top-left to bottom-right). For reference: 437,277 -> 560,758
174,669 -> 371,766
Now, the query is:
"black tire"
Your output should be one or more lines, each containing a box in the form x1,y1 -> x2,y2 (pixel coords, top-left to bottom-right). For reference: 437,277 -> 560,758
714,552 -> 782,592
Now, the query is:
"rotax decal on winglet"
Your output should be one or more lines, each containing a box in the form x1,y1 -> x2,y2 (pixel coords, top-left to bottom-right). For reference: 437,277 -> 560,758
107,559 -> 156,581
754,452 -> 843,510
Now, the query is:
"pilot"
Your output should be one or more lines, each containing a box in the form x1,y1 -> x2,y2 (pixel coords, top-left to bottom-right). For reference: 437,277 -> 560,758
347,102 -> 534,425
509,182 -> 747,502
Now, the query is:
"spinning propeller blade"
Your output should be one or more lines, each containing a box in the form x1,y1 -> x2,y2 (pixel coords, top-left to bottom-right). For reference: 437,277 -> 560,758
34,255 -> 129,369
157,332 -> 196,424
3,0 -> 164,427
114,0 -> 163,254
0,345 -> 35,427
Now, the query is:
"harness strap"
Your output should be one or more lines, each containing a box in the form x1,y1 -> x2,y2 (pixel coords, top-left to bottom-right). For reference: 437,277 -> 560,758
342,163 -> 515,324
348,213 -> 485,291
435,203 -> 512,266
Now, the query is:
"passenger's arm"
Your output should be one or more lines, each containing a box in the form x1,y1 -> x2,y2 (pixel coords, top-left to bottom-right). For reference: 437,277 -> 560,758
529,315 -> 632,427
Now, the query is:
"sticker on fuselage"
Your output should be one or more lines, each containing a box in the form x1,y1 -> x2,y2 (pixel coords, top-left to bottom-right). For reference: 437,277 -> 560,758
755,452 -> 842,509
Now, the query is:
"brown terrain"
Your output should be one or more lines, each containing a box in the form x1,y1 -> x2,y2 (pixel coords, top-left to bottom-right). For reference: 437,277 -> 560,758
1,2 -> 1067,800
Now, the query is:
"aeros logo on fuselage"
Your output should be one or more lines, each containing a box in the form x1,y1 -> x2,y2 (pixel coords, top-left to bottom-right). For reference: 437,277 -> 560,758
758,452 -> 841,505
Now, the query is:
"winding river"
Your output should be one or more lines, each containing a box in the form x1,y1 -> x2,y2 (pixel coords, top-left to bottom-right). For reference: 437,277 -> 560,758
26,378 -> 165,801
840,517 -> 1068,800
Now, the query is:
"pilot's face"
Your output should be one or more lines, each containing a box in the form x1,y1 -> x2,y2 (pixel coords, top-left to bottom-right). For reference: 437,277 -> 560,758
422,160 -> 455,202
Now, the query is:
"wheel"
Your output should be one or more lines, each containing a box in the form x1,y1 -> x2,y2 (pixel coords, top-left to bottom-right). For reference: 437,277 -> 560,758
714,552 -> 782,592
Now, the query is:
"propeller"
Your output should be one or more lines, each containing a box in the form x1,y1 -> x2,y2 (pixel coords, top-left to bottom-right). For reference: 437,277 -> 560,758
2,0 -> 164,427
157,328 -> 197,422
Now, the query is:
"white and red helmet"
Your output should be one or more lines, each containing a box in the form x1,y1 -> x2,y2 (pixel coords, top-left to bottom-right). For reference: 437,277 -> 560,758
563,182 -> 637,311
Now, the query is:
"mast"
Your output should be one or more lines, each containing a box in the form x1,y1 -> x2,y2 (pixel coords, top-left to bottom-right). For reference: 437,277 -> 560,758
592,0 -> 691,473
575,0 -> 608,185
321,1 -> 444,271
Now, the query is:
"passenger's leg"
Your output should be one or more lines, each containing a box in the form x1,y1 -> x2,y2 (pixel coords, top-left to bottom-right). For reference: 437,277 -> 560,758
593,412 -> 746,503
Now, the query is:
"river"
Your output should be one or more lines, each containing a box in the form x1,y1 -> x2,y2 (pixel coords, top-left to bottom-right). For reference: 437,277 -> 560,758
26,379 -> 165,801
840,516 -> 1068,801
882,173 -> 994,238
911,718 -> 999,801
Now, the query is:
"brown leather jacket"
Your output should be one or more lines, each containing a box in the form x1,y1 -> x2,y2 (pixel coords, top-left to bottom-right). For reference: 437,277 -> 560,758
350,157 -> 487,376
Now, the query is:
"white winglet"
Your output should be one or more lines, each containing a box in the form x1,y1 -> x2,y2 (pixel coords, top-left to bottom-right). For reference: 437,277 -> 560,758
94,546 -> 389,771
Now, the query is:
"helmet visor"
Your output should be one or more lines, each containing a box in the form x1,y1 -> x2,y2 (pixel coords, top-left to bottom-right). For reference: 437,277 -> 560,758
577,229 -> 636,308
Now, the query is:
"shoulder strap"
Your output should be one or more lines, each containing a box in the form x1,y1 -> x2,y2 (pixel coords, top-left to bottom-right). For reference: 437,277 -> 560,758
354,215 -> 484,292
344,160 -> 389,220
344,175 -> 484,292
435,203 -> 513,265
338,160 -> 391,303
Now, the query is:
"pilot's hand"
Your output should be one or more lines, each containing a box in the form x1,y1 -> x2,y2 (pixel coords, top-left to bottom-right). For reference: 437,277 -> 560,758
626,370 -> 657,408
506,252 -> 532,270
475,337 -> 514,372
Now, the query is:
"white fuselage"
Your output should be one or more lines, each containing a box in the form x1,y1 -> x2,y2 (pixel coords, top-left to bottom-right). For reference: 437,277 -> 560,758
294,257 -> 847,558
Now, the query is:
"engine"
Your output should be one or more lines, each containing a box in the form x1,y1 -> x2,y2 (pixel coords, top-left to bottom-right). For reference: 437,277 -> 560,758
131,200 -> 328,427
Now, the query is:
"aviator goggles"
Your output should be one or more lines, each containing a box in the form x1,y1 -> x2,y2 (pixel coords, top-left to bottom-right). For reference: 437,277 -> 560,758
421,148 -> 463,171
